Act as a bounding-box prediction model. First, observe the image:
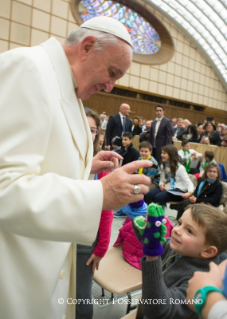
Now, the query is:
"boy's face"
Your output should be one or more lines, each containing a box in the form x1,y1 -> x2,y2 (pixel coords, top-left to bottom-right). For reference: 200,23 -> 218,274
122,137 -> 132,149
183,143 -> 190,152
170,209 -> 208,258
140,147 -> 151,159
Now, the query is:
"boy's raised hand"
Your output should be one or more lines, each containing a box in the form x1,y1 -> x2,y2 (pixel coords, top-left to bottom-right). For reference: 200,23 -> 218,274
133,204 -> 167,257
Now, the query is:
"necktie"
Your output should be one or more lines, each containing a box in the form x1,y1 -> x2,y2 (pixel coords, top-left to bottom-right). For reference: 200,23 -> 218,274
122,117 -> 126,133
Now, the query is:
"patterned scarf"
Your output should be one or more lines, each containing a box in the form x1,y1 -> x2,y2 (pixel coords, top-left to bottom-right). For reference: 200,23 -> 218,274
138,155 -> 151,174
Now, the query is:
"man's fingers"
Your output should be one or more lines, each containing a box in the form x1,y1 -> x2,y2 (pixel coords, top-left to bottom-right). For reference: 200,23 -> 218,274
122,160 -> 152,175
100,151 -> 123,160
131,184 -> 150,195
128,174 -> 151,187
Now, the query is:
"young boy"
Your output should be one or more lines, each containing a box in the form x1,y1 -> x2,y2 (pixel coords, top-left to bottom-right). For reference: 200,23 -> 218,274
111,136 -> 122,151
199,150 -> 216,176
115,132 -> 140,166
178,140 -> 203,174
134,204 -> 227,319
136,141 -> 160,188
114,132 -> 140,217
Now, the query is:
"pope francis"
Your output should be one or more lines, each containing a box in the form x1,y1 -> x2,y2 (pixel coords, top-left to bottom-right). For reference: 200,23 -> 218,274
0,17 -> 151,319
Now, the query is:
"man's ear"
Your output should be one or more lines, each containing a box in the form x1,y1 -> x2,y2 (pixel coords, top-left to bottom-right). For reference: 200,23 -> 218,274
79,36 -> 96,61
201,246 -> 218,259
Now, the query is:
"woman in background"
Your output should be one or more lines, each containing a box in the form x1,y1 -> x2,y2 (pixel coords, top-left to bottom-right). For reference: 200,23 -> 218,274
132,116 -> 142,136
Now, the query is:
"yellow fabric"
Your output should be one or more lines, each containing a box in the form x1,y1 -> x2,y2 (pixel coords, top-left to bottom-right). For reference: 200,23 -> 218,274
138,155 -> 151,174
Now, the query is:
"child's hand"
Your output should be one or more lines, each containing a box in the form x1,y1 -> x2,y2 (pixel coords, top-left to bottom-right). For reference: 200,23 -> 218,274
187,262 -> 224,311
182,192 -> 191,199
86,253 -> 102,274
160,184 -> 166,191
189,196 -> 197,203
133,204 -> 167,257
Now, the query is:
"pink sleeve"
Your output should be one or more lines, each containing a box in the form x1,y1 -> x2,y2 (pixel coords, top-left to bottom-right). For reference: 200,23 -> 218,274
93,209 -> 113,257
93,171 -> 114,258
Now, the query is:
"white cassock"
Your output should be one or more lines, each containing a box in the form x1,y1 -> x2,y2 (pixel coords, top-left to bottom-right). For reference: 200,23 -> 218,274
0,37 -> 103,319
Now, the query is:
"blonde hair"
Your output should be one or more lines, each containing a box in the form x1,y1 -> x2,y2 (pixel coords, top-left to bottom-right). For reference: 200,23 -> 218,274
186,204 -> 227,254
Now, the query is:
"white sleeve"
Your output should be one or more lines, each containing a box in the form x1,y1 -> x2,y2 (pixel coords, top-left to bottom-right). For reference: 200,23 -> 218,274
178,150 -> 191,161
0,48 -> 102,244
208,300 -> 227,319
159,166 -> 165,185
177,165 -> 194,193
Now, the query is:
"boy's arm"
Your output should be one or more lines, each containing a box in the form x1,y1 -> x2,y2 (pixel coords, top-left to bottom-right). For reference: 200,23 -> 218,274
141,258 -> 194,319
178,150 -> 191,162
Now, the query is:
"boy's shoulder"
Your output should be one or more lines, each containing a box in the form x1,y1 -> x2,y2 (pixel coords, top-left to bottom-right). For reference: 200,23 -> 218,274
150,155 -> 158,164
162,238 -> 227,272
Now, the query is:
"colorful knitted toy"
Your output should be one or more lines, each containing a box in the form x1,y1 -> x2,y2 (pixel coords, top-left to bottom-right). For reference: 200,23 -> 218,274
133,203 -> 167,256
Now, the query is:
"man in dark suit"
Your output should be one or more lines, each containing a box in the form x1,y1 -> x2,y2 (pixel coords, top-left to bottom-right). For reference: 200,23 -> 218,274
149,104 -> 173,164
106,103 -> 132,150
173,118 -> 187,141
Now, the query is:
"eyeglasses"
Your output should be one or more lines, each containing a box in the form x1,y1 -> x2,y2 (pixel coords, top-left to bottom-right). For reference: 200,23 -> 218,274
207,170 -> 218,174
90,127 -> 99,135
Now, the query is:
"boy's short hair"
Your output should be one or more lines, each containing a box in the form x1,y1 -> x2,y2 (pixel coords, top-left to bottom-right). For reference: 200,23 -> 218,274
111,136 -> 121,146
122,132 -> 133,140
139,141 -> 152,151
204,150 -> 214,161
186,204 -> 227,254
181,140 -> 190,147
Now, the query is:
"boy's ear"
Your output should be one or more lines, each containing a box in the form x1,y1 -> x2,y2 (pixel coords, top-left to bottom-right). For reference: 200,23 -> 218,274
201,246 -> 218,259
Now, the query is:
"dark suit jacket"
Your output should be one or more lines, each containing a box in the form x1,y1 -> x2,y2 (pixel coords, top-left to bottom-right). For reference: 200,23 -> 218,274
106,113 -> 132,146
173,127 -> 187,141
149,117 -> 173,164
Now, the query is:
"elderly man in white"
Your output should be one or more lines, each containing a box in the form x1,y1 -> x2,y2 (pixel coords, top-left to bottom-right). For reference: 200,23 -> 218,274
0,17 -> 151,319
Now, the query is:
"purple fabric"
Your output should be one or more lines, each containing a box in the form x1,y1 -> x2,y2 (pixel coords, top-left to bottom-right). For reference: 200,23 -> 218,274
129,199 -> 144,209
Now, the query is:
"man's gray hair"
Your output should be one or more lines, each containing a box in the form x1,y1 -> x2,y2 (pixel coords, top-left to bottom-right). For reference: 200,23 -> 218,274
64,28 -> 120,50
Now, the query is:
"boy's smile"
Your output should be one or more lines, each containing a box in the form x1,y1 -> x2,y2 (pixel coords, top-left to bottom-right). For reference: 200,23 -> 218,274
140,147 -> 151,160
170,209 -> 209,258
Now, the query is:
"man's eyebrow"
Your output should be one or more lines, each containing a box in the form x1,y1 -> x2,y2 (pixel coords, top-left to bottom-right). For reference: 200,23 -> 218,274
109,66 -> 123,76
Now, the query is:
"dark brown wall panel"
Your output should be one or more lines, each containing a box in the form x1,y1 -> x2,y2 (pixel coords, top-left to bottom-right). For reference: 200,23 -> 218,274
83,92 -> 227,124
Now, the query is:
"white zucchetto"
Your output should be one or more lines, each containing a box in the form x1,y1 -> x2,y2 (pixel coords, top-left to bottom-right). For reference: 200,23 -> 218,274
80,16 -> 133,47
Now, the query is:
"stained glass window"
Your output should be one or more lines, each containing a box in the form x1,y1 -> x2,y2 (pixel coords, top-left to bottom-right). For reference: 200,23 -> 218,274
78,0 -> 161,55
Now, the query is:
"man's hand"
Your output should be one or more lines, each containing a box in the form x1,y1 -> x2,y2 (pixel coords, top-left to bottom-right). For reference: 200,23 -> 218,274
86,253 -> 102,274
90,151 -> 122,174
187,262 -> 224,311
101,160 -> 152,210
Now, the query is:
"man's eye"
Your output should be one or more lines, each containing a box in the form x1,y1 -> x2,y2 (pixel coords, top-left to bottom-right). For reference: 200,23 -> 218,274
109,70 -> 116,77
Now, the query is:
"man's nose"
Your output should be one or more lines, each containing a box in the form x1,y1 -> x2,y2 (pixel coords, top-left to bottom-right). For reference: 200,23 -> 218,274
104,80 -> 115,93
